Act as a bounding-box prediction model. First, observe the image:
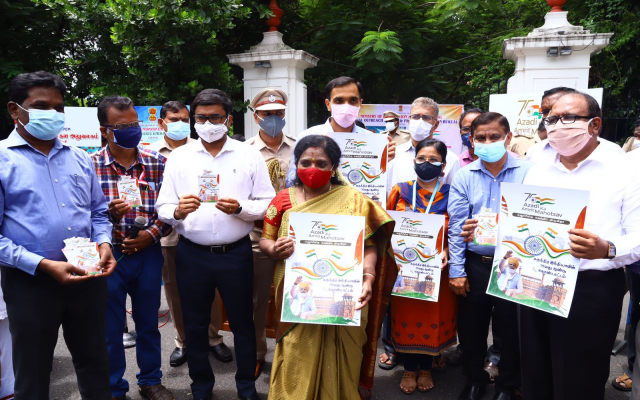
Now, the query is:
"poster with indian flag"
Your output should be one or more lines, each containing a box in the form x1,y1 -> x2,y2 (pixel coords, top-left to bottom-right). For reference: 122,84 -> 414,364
387,211 -> 446,302
486,182 -> 590,317
281,212 -> 365,326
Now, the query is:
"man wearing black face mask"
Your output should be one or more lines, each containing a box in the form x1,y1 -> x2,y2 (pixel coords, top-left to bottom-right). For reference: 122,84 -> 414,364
92,96 -> 175,400
245,88 -> 295,378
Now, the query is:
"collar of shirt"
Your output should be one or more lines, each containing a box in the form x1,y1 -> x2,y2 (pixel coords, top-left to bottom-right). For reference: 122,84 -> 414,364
469,152 -> 522,177
251,132 -> 295,153
151,136 -> 196,153
459,149 -> 474,164
102,143 -> 146,170
6,129 -> 64,155
196,136 -> 240,157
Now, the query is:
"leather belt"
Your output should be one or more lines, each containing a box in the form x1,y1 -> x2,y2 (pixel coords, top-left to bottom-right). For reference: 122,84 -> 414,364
467,251 -> 494,265
179,235 -> 248,254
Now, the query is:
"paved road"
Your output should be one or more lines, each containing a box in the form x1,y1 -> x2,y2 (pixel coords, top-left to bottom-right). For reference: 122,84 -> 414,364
49,292 -> 632,400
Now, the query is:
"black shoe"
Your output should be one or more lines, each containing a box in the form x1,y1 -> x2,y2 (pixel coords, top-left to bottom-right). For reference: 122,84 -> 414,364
238,394 -> 259,400
210,343 -> 233,362
493,390 -> 513,400
169,347 -> 187,367
123,330 -> 136,349
458,383 -> 486,400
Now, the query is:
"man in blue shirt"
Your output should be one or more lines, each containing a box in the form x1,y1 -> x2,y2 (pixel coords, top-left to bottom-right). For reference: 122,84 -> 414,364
1,71 -> 116,399
448,112 -> 533,400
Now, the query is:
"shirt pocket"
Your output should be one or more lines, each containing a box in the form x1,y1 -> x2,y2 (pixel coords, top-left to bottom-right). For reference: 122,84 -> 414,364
69,174 -> 92,208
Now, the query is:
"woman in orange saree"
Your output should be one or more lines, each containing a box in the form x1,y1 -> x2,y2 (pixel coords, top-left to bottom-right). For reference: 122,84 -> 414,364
259,135 -> 397,400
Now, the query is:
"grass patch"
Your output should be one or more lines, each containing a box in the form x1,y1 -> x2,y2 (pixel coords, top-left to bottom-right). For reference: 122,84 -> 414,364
392,291 -> 435,301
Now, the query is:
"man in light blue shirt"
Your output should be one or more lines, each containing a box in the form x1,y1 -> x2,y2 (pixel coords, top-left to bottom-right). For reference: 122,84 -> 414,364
448,112 -> 532,400
1,71 -> 115,399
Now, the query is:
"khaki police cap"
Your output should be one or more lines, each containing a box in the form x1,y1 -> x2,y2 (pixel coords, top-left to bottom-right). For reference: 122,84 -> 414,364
250,88 -> 288,111
383,110 -> 400,121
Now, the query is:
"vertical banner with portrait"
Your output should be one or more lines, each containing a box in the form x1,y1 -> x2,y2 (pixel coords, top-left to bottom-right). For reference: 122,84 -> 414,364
387,211 -> 445,302
281,212 -> 365,326
327,132 -> 388,207
486,183 -> 590,317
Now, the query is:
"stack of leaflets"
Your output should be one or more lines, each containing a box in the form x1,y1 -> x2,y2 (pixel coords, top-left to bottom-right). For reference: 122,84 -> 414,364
62,237 -> 102,275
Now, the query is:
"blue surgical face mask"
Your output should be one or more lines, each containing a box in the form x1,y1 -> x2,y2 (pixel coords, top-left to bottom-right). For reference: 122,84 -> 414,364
17,104 -> 66,141
474,139 -> 507,163
257,114 -> 286,138
111,125 -> 142,149
461,133 -> 472,149
165,121 -> 190,141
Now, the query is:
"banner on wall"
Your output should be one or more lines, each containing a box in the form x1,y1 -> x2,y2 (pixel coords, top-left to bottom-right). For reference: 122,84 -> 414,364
359,104 -> 465,155
488,88 -> 603,139
60,106 -> 165,153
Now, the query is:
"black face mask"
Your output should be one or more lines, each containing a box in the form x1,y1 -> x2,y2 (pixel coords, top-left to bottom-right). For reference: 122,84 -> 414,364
414,161 -> 443,182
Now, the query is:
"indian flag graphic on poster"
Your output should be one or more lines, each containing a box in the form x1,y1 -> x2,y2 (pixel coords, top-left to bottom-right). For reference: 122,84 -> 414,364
486,183 -> 590,317
387,211 -> 445,302
281,212 -> 365,326
327,132 -> 388,207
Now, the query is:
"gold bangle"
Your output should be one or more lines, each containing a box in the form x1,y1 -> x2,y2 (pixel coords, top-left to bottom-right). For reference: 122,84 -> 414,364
363,272 -> 376,279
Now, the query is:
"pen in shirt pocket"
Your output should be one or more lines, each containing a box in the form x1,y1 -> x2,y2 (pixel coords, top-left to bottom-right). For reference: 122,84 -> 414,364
74,174 -> 77,184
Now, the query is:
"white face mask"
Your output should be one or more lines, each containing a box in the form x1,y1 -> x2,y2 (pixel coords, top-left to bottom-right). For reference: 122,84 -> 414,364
195,120 -> 227,143
386,121 -> 397,131
408,119 -> 433,142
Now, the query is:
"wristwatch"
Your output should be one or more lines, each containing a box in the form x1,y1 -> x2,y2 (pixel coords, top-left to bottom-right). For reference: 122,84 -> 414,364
234,205 -> 243,215
606,240 -> 616,259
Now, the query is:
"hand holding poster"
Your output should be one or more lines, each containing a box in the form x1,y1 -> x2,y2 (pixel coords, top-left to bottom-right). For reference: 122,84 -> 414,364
486,183 -> 589,317
327,132 -> 388,206
281,212 -> 365,326
387,211 -> 445,302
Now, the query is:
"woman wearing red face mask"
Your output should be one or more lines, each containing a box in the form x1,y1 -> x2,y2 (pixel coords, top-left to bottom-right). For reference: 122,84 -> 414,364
259,135 -> 397,400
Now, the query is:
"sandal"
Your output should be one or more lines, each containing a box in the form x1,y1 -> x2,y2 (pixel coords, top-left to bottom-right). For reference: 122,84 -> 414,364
431,353 -> 447,372
612,373 -> 633,392
417,370 -> 434,392
400,370 -> 417,395
378,351 -> 398,370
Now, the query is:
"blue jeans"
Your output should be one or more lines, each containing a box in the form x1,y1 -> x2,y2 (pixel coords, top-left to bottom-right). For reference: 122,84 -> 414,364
106,243 -> 164,397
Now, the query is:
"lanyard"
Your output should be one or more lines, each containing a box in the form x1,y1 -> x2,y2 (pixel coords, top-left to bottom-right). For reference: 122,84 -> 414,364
411,180 -> 440,214
110,161 -> 148,186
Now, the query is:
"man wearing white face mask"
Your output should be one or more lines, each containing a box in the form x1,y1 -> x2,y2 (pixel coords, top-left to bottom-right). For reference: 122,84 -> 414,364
285,76 -> 397,187
148,101 -> 229,368
245,88 -> 296,378
386,97 -> 461,196
156,89 -> 275,400
381,110 -> 411,146
519,92 -> 640,400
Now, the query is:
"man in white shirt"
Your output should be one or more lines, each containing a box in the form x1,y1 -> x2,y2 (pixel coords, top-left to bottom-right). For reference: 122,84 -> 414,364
285,76 -> 396,187
156,89 -> 275,400
519,91 -> 640,400
526,87 -> 623,163
148,101 -> 230,368
387,97 -> 460,195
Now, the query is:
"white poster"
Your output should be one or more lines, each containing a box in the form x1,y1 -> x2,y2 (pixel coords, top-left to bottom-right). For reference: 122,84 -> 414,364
59,107 -> 102,153
488,88 -> 603,138
281,212 -> 365,326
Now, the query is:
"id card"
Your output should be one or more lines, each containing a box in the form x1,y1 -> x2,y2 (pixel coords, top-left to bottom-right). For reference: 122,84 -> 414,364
474,208 -> 498,246
117,176 -> 142,208
198,171 -> 220,203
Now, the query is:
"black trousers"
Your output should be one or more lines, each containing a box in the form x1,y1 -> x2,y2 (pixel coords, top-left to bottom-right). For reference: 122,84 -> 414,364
175,237 -> 257,399
1,266 -> 110,400
457,252 -> 520,392
520,268 -> 625,400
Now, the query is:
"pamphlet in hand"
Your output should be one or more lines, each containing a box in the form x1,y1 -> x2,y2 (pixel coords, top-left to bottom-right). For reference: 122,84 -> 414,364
117,176 -> 142,208
63,238 -> 102,275
198,171 -> 220,203
473,208 -> 498,246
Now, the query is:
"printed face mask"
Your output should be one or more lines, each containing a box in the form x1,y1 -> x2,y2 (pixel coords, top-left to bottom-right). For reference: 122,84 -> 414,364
165,121 -> 190,141
195,121 -> 228,143
474,139 -> 507,163
331,104 -> 360,128
547,119 -> 594,157
257,114 -> 286,138
408,119 -> 433,142
17,104 -> 65,141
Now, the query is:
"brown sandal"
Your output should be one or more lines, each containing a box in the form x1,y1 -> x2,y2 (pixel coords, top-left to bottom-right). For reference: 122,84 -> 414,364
431,354 -> 447,372
139,384 -> 175,400
612,373 -> 633,392
417,370 -> 434,392
400,370 -> 417,395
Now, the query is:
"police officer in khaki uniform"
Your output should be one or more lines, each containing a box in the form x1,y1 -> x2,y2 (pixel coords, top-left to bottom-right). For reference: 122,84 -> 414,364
245,88 -> 295,378
382,110 -> 411,146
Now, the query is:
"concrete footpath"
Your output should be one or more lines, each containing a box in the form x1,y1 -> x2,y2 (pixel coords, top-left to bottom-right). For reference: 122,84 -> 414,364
49,292 -> 632,400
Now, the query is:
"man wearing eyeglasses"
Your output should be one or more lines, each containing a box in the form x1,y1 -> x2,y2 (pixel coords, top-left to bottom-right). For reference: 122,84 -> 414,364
518,91 -> 640,400
92,96 -> 175,400
526,87 -> 623,163
386,97 -> 461,196
157,89 -> 274,400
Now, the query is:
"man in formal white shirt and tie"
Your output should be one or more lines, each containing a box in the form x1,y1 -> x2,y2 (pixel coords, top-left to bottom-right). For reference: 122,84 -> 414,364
519,91 -> 640,400
156,89 -> 275,400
